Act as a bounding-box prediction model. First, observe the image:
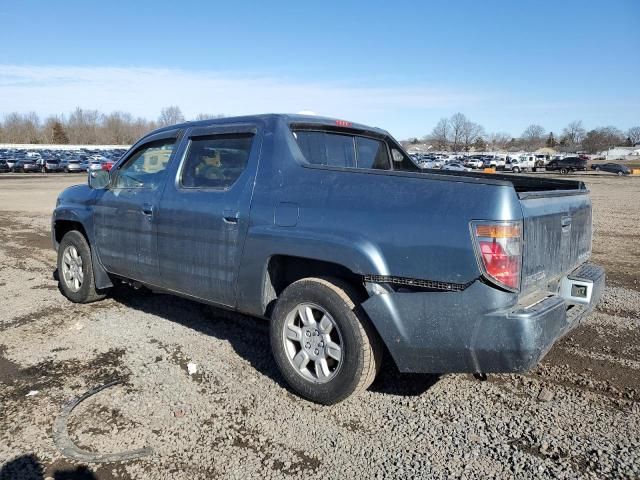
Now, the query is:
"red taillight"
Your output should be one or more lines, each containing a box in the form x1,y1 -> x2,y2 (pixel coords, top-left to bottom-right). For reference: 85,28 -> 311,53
472,221 -> 522,291
335,120 -> 352,127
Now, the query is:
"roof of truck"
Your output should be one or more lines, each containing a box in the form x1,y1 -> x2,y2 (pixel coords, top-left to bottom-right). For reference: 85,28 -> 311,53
150,113 -> 390,138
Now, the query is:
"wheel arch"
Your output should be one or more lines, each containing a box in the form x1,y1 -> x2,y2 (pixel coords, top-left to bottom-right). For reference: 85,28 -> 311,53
53,219 -> 89,247
53,216 -> 113,289
261,255 -> 366,319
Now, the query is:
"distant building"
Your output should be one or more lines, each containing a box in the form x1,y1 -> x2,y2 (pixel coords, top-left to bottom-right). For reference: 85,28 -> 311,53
601,147 -> 639,160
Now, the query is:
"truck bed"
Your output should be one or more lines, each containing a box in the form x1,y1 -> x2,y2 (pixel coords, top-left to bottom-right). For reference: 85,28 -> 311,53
422,169 -> 587,194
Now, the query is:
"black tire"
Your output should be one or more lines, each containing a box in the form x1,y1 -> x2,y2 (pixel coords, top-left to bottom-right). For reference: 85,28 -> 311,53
560,168 -> 568,175
57,230 -> 106,303
617,171 -> 623,176
513,167 -> 520,173
270,277 -> 383,405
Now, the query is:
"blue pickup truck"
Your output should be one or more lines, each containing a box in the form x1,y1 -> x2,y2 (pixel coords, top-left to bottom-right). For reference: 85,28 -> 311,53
52,114 -> 604,404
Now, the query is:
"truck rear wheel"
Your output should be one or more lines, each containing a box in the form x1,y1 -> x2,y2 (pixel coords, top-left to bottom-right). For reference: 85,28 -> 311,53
270,277 -> 382,404
57,230 -> 106,303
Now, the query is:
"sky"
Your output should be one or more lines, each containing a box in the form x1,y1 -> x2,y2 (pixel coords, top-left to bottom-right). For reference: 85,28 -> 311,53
0,0 -> 638,140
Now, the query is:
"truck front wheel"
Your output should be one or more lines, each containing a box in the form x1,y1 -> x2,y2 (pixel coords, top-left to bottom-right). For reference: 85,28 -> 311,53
57,230 -> 106,303
270,277 -> 382,404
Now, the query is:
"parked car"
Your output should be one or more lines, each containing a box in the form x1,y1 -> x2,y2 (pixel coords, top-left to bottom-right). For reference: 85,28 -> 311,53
37,158 -> 63,173
12,159 -> 39,173
61,160 -> 85,173
52,114 -> 604,405
442,162 -> 470,172
416,159 -> 438,169
0,159 -> 10,173
591,163 -> 630,176
87,160 -> 103,172
5,158 -> 21,170
101,159 -> 115,171
465,158 -> 484,169
546,157 -> 587,174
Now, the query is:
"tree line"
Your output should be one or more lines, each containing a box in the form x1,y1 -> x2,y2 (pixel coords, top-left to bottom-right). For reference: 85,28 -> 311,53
0,106 -> 223,145
2,107 -> 638,154
414,113 -> 640,154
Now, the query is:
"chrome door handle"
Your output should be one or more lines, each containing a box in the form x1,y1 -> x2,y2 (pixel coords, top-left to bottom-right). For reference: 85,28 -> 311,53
142,204 -> 154,216
223,209 -> 239,224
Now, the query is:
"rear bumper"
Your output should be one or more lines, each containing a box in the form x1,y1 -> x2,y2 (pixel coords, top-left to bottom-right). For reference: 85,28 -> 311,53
362,263 -> 605,374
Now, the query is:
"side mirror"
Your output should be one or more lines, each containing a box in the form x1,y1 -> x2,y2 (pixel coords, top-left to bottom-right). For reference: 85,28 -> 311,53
392,150 -> 404,163
88,169 -> 110,189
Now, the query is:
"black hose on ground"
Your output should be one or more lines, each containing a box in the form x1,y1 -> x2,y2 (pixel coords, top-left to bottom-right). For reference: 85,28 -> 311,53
53,379 -> 153,463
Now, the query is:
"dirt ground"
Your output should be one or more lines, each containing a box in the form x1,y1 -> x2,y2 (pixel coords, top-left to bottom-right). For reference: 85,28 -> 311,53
1,173 -> 639,479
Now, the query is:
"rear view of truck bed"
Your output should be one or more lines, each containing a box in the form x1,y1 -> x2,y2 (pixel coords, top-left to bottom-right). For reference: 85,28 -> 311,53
520,190 -> 592,294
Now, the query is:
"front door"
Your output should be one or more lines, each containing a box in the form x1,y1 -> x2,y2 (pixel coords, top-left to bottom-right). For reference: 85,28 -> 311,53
156,124 -> 261,307
94,131 -> 180,283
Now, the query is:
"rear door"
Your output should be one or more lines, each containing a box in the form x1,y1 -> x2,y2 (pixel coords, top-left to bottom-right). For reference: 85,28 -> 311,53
156,124 -> 261,307
94,130 -> 180,283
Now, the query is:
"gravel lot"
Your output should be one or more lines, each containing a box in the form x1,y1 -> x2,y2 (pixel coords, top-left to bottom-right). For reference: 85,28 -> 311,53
1,174 -> 639,479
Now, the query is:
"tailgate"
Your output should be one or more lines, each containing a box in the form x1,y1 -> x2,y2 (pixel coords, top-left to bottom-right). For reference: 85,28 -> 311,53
519,191 -> 592,294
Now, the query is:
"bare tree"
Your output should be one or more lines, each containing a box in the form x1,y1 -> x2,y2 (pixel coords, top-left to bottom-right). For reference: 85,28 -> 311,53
1,112 -> 41,143
449,112 -> 468,152
103,111 -> 137,144
561,120 -> 586,147
67,107 -> 101,144
461,120 -> 485,152
487,132 -> 511,150
131,117 -> 157,141
430,118 -> 450,150
627,126 -> 640,146
0,108 -> 159,145
2,113 -> 23,143
158,106 -> 185,127
582,126 -> 625,154
521,124 -> 546,150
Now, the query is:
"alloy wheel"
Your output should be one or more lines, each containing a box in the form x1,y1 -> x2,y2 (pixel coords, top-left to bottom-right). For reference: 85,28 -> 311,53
61,245 -> 84,292
282,303 -> 344,384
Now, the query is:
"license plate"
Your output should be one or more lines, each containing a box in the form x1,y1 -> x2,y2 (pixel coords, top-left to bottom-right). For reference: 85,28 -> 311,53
571,284 -> 588,298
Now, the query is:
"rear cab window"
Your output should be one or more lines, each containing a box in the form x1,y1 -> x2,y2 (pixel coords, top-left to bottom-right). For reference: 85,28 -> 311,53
291,127 -> 418,173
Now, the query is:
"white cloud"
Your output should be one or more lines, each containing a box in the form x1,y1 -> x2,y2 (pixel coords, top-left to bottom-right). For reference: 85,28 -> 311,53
0,64 -> 483,130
